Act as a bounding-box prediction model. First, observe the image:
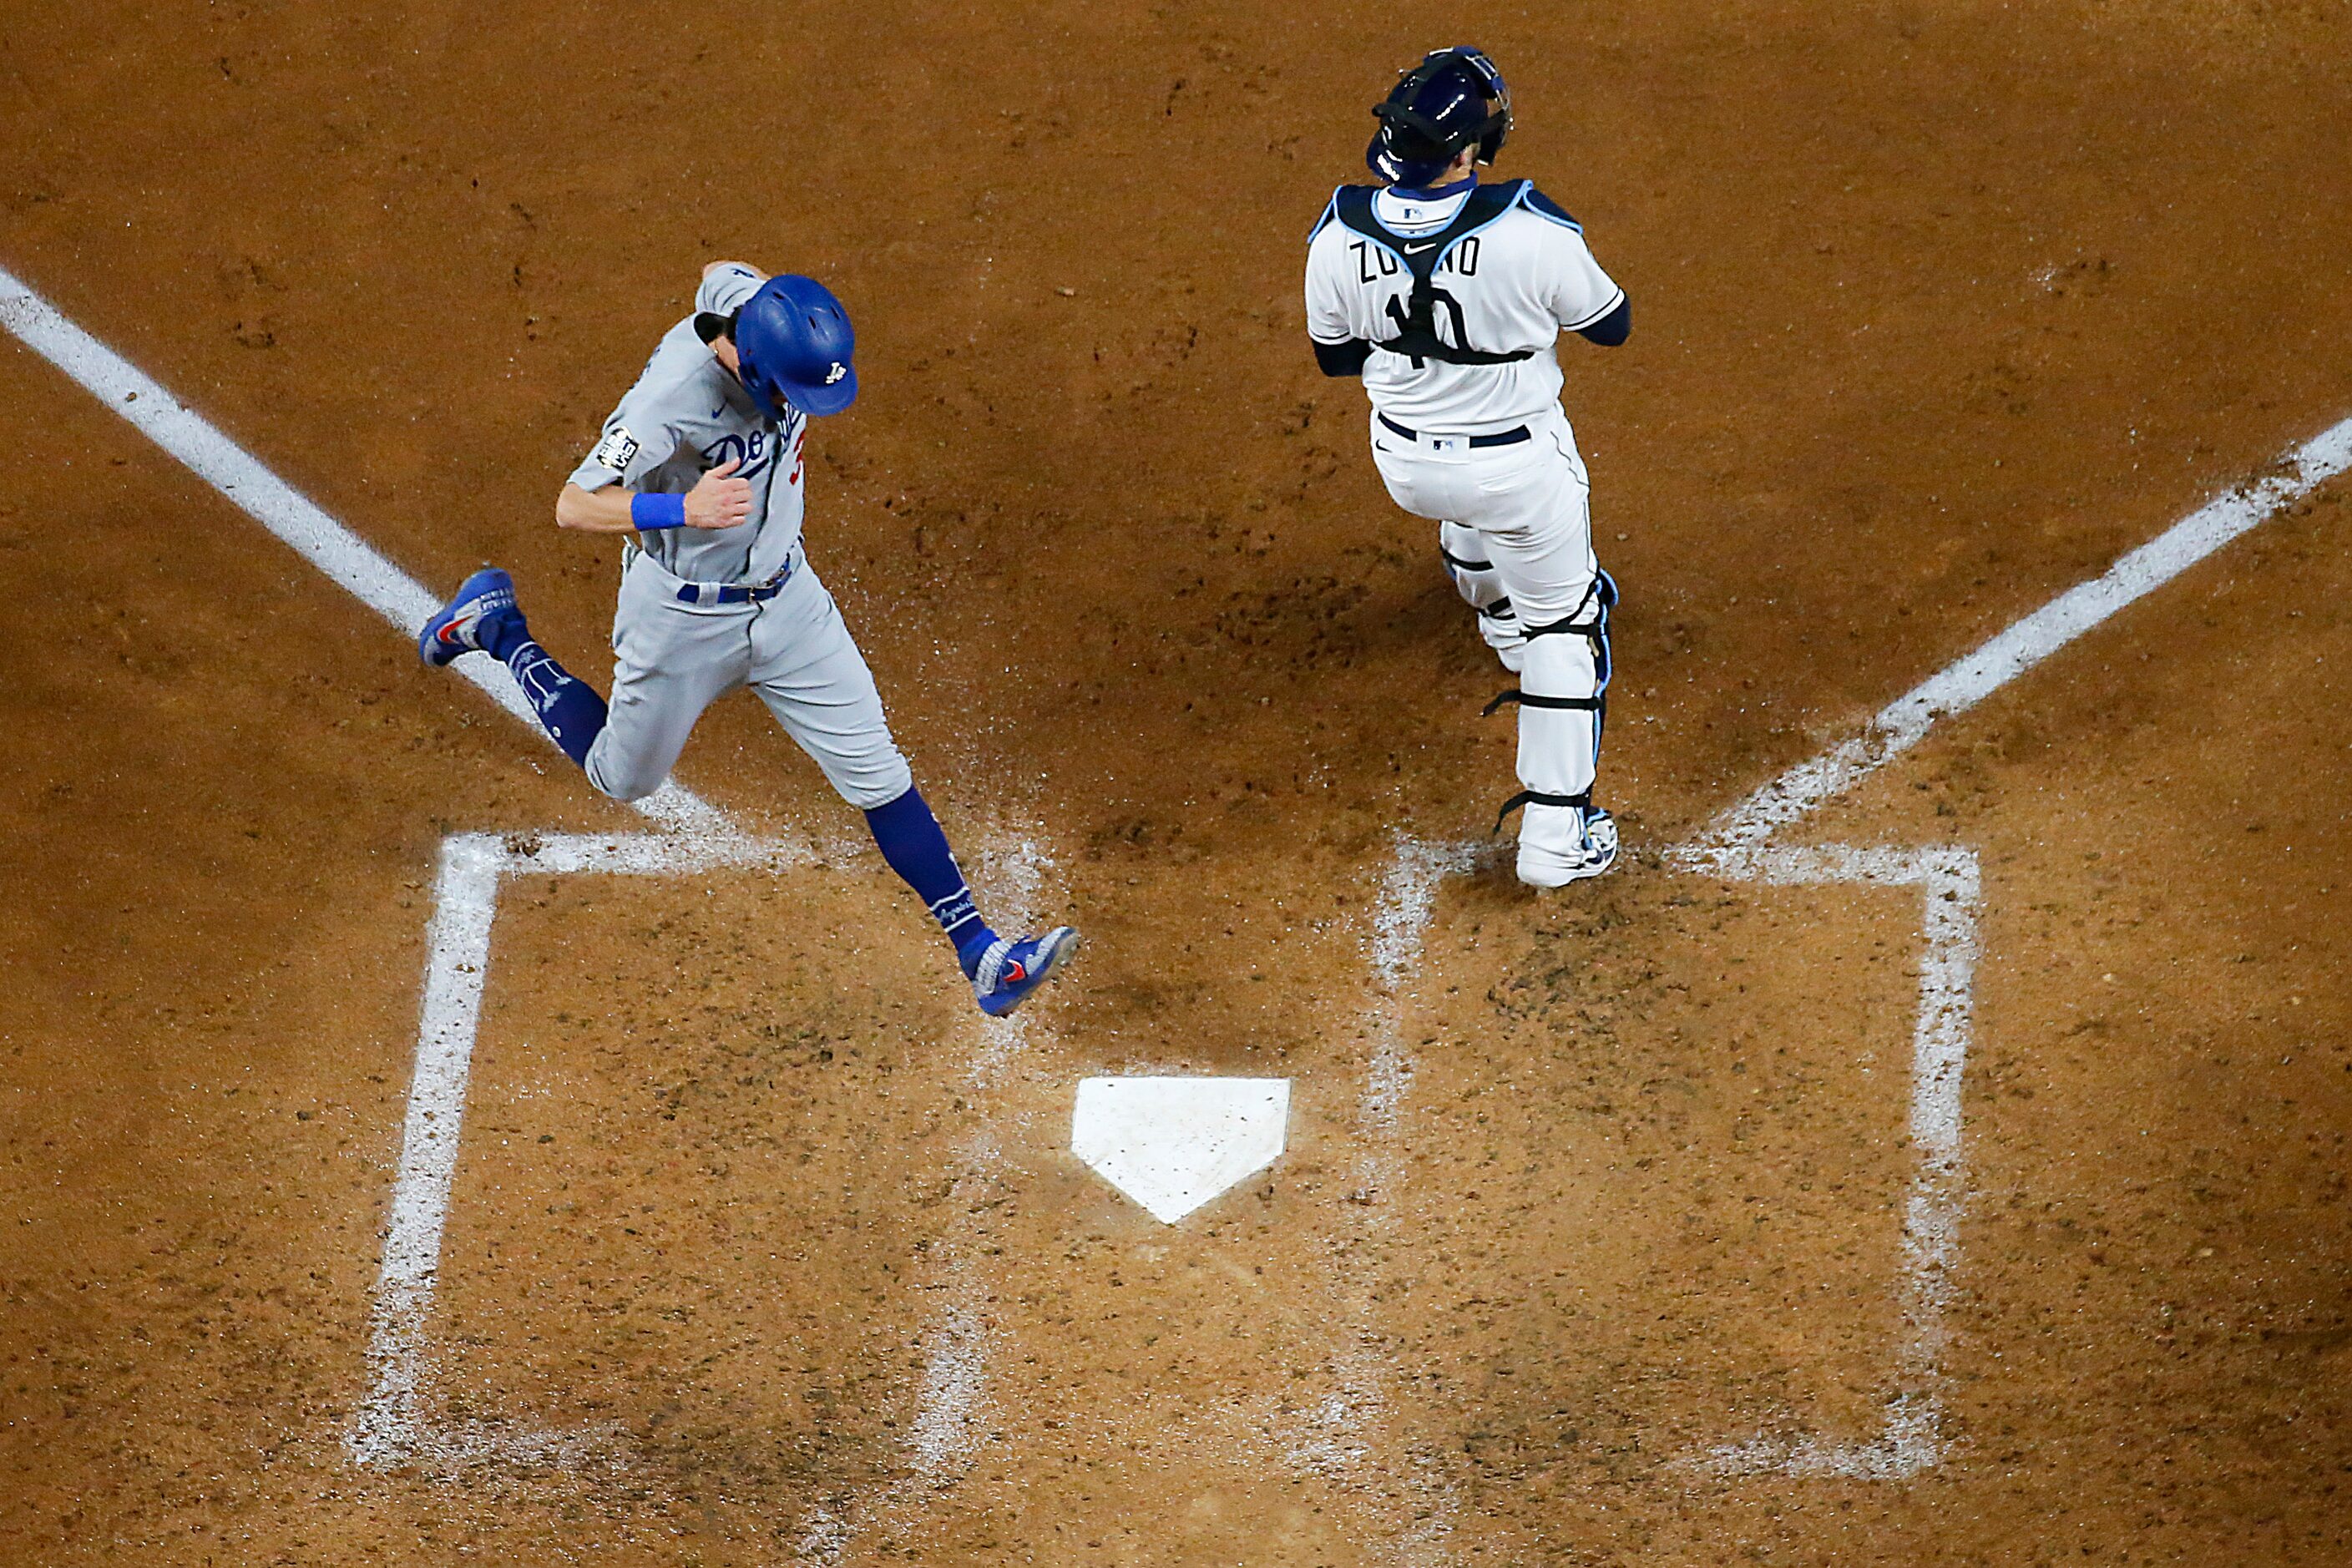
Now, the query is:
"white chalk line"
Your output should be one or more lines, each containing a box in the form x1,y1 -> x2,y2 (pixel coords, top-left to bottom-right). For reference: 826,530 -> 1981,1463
352,823 -> 1055,1505
1330,843 -> 1973,1494
1338,415 -> 2349,1494
0,261 -> 1026,1507
0,262 -> 732,841
23,249 -> 2342,1508
814,833 -> 1459,1563
1272,833 -> 1480,1566
7,259 -> 1129,1555
1695,412 -> 2352,859
794,827 -> 1054,1560
1662,413 -> 2352,1478
348,829 -> 814,1469
0,260 -> 872,1479
1668,847 -> 1981,1480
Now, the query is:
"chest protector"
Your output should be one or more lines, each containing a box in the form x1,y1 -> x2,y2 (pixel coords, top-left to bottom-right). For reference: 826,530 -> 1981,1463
1331,180 -> 1535,368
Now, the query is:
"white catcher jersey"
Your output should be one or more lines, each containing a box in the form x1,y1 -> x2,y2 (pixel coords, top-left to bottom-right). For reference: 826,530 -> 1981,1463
1304,180 -> 1622,432
569,263 -> 807,586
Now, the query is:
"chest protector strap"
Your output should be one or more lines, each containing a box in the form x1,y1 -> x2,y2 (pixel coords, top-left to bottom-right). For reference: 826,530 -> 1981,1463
1333,180 -> 1535,367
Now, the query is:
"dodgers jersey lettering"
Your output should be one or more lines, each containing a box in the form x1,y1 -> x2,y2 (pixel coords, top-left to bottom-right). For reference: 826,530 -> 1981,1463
569,263 -> 808,585
1304,179 -> 1622,432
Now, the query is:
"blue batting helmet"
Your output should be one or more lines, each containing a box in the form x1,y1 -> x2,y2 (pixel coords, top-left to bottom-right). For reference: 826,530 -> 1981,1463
726,274 -> 858,420
1367,46 -> 1513,189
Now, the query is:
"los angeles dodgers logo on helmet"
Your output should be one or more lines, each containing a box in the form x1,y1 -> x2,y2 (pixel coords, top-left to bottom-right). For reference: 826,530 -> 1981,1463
1367,46 -> 1513,189
731,274 -> 859,421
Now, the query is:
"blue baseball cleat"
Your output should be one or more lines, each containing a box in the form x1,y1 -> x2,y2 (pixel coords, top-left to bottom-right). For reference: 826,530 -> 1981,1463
971,927 -> 1080,1017
420,567 -> 519,667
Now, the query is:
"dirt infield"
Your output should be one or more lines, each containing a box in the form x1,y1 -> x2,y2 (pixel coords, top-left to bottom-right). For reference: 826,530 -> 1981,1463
5,1 -> 2352,1563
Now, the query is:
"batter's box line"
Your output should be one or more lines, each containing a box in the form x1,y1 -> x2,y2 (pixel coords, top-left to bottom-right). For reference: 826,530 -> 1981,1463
7,256 -> 1483,1543
13,250 -> 2348,1501
1661,410 -> 2352,1479
348,828 -> 812,1469
1333,836 -> 1973,1503
1667,844 -> 1980,1480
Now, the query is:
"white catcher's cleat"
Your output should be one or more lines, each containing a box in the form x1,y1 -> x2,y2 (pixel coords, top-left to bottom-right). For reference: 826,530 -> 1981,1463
1515,805 -> 1619,889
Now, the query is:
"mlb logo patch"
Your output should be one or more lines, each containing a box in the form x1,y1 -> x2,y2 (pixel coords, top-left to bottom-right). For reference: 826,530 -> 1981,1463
591,425 -> 640,473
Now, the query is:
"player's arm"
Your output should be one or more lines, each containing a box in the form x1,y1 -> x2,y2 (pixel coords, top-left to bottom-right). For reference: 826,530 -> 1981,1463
558,400 -> 749,534
1313,339 -> 1373,377
555,462 -> 751,533
1578,296 -> 1630,347
1553,260 -> 1628,350
1525,187 -> 1630,348
1303,221 -> 1372,377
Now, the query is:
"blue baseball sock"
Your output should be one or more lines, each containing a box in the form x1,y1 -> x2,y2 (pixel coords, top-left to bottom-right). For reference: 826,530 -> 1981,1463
483,609 -> 608,770
865,787 -> 996,974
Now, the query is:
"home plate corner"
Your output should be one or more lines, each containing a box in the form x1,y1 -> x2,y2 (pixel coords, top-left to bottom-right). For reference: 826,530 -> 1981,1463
1071,1075 -> 1292,1224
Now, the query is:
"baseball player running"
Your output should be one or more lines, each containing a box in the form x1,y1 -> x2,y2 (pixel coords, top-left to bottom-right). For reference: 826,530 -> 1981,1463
1305,47 -> 1631,888
418,261 -> 1079,1015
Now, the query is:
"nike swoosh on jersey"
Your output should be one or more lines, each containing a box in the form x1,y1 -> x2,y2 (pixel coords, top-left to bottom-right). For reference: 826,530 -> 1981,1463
1404,241 -> 1439,254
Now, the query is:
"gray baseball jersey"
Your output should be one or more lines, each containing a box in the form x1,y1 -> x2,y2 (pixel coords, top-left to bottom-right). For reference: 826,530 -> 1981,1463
568,263 -> 807,586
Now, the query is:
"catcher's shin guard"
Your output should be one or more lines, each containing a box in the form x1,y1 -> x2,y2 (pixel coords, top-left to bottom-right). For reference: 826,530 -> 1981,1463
1439,520 -> 1526,672
1488,572 -> 1616,885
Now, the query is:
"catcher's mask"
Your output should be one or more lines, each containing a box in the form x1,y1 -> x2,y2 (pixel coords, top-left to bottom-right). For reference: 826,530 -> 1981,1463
1366,45 -> 1512,190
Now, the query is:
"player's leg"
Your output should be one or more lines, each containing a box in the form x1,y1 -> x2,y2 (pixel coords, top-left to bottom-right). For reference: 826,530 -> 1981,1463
1439,518 -> 1525,672
583,605 -> 750,803
1370,413 -> 1525,670
1368,415 -> 1615,886
421,566 -> 610,766
747,567 -> 1076,1016
420,561 -> 742,803
574,554 -> 756,801
1460,427 -> 1618,888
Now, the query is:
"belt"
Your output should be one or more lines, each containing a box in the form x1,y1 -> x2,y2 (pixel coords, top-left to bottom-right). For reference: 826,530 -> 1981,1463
685,569 -> 791,607
632,540 -> 802,607
1378,414 -> 1530,448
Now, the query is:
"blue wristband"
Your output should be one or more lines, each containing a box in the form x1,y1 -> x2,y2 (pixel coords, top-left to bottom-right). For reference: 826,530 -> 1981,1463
630,492 -> 687,531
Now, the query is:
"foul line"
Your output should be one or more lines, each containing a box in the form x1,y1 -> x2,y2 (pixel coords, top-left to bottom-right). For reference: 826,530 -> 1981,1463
3,260 -> 1069,1533
18,251 -> 2345,1505
1697,412 -> 2352,858
1,256 -> 1135,1540
0,263 -> 733,841
0,263 -> 884,1471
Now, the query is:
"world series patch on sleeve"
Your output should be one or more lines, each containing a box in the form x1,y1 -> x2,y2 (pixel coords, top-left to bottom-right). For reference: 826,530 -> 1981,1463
590,426 -> 639,473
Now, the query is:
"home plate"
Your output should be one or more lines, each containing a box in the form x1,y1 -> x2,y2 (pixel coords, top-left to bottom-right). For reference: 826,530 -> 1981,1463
1070,1077 -> 1292,1224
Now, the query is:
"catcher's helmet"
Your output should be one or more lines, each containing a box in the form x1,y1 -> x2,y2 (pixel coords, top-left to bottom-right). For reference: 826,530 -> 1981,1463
703,274 -> 858,420
1366,46 -> 1512,189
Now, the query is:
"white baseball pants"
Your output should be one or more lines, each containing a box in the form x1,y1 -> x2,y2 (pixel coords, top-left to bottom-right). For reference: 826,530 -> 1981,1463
1368,404 -> 1612,862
